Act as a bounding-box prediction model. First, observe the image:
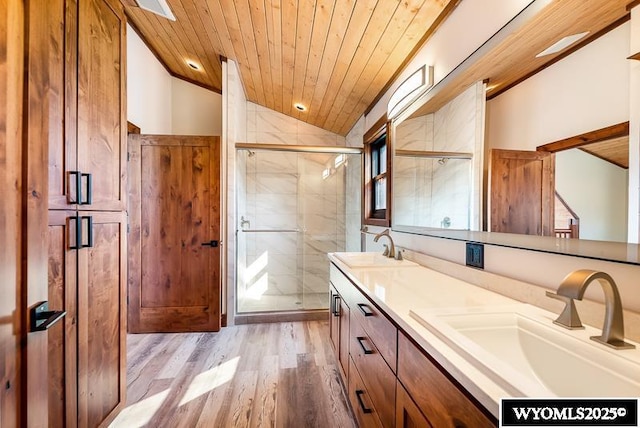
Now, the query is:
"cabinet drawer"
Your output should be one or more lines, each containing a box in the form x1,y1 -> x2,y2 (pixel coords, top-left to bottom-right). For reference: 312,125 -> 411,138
351,319 -> 396,428
349,357 -> 383,428
396,380 -> 432,428
397,333 -> 495,428
350,286 -> 397,372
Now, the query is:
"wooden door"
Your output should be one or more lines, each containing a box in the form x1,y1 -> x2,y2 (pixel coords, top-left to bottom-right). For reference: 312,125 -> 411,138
76,0 -> 126,212
0,1 -> 24,424
489,149 -> 555,236
47,211 -> 79,428
77,211 -> 126,427
128,135 -> 221,333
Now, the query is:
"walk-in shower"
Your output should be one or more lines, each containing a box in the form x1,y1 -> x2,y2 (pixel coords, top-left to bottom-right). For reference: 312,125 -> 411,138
236,144 -> 362,314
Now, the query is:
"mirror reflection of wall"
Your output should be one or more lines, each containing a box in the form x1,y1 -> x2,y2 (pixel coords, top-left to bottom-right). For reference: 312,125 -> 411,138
486,20 -> 632,242
392,81 -> 485,231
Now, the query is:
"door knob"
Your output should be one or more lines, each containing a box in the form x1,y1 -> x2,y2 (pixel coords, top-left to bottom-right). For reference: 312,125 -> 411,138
201,240 -> 219,247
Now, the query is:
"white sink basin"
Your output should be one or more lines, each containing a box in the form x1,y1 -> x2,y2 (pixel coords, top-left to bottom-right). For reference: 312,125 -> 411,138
333,252 -> 417,268
410,305 -> 640,397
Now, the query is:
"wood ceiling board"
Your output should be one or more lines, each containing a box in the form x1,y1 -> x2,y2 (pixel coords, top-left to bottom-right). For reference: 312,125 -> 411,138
249,0 -> 276,111
580,137 -> 629,169
410,0 -> 630,119
334,0 -> 452,134
312,0 -> 378,128
334,0 -> 431,134
280,0 -> 299,117
321,0 -> 403,131
306,0 -> 356,120
289,0 -> 318,119
233,0 -> 267,106
299,0 -> 337,121
265,0 -> 284,113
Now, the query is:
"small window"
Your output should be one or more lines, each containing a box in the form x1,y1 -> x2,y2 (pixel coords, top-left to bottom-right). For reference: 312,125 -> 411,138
363,116 -> 391,226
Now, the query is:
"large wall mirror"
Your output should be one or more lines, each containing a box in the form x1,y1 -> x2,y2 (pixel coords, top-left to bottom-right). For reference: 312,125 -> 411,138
390,0 -> 640,265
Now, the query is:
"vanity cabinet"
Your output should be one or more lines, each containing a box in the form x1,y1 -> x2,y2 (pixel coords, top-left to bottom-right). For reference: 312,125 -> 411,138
397,333 -> 494,428
329,261 -> 497,428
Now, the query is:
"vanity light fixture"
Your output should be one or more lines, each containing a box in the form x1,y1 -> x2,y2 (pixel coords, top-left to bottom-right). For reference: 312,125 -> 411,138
135,0 -> 176,21
294,103 -> 307,112
186,60 -> 202,71
388,65 -> 434,120
536,32 -> 590,58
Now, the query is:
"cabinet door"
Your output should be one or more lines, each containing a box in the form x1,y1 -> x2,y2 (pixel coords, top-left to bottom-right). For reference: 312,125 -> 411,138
396,380 -> 432,428
48,211 -> 79,427
338,298 -> 349,379
397,333 -> 496,428
77,211 -> 126,427
330,286 -> 340,354
77,0 -> 126,211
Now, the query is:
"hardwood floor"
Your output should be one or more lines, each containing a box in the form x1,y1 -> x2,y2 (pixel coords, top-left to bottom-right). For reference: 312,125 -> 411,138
109,321 -> 356,428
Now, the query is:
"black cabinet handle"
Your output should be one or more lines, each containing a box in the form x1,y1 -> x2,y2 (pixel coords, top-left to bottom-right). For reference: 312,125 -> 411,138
69,215 -> 81,250
201,240 -> 219,247
355,390 -> 372,414
80,173 -> 92,205
357,303 -> 374,317
356,336 -> 374,355
30,301 -> 66,332
81,216 -> 93,248
68,171 -> 81,204
332,295 -> 341,317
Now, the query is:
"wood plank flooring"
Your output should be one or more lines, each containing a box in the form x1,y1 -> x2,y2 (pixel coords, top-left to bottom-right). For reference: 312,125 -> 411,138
109,320 -> 356,428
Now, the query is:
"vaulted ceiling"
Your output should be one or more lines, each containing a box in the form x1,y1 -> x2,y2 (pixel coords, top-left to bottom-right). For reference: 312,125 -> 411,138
122,0 -> 634,137
121,0 -> 458,136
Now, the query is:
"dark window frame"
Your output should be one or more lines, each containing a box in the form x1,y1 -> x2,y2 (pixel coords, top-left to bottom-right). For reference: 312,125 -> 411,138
363,115 -> 392,227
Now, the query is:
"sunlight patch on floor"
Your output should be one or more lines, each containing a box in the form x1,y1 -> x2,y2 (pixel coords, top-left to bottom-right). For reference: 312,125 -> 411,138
109,389 -> 170,428
179,356 -> 240,406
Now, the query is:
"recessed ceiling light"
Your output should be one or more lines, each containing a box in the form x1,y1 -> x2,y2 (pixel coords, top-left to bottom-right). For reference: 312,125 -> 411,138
536,32 -> 590,58
294,103 -> 307,112
186,60 -> 201,71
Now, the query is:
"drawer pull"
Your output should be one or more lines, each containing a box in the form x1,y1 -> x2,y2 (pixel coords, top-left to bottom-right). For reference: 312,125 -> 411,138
355,390 -> 373,414
357,303 -> 374,317
356,336 -> 374,355
332,295 -> 341,317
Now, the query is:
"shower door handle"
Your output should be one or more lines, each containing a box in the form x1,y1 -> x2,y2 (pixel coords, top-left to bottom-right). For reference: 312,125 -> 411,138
201,240 -> 219,247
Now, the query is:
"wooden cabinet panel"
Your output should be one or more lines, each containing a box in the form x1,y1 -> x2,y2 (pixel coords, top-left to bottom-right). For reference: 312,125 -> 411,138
350,288 -> 397,373
397,333 -> 495,428
396,380 -> 432,428
77,211 -> 126,427
348,358 -> 383,428
48,211 -> 79,428
350,319 -> 396,428
0,1 -> 24,423
77,0 -> 126,211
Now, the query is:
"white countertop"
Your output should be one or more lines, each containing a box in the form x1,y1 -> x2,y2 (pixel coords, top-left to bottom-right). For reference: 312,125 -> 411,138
327,252 -> 640,417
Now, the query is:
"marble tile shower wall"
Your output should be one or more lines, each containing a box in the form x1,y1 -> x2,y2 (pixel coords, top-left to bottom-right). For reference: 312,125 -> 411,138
245,102 -> 346,146
240,150 -> 353,299
393,83 -> 480,228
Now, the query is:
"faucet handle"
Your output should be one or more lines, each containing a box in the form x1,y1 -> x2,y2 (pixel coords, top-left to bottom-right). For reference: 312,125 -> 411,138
546,291 -> 584,330
394,248 -> 404,261
382,244 -> 389,257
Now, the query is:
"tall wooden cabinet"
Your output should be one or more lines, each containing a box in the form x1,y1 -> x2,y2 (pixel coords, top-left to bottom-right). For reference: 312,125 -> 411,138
40,0 -> 127,426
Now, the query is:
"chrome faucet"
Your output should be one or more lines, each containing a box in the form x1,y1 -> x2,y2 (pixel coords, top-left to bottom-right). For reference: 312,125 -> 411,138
373,229 -> 396,259
546,270 -> 635,350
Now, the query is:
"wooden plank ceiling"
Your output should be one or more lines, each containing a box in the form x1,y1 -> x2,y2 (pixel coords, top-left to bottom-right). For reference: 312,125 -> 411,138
122,0 -> 457,136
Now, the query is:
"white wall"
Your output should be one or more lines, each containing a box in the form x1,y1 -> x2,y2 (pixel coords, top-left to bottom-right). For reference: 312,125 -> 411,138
171,78 -> 222,136
556,149 -> 628,242
487,23 -> 630,150
127,24 -> 172,134
127,24 -> 222,135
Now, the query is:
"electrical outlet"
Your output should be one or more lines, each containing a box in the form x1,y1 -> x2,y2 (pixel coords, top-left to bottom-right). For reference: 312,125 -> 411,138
466,242 -> 484,269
